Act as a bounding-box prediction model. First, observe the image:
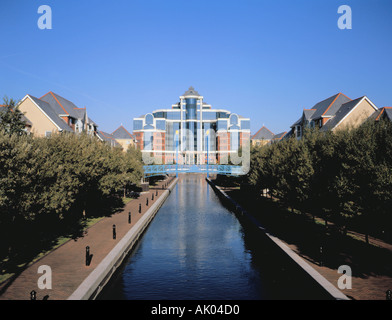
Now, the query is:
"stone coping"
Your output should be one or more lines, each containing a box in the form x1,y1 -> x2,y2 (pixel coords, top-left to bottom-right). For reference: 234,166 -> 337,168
206,178 -> 349,301
67,178 -> 179,300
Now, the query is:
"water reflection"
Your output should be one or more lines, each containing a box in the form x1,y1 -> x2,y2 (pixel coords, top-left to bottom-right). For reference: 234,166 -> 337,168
98,174 -> 331,300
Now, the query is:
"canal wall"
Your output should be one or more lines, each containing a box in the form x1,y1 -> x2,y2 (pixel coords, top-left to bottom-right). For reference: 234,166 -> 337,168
67,177 -> 179,300
206,178 -> 349,301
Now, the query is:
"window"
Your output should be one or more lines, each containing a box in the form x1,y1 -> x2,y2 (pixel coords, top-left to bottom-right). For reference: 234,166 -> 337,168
45,131 -> 52,137
156,120 -> 166,130
145,114 -> 154,125
296,126 -> 302,138
241,120 -> 250,130
133,120 -> 143,130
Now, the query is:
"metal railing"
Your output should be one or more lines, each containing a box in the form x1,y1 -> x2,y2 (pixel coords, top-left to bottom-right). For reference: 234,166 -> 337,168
143,164 -> 244,177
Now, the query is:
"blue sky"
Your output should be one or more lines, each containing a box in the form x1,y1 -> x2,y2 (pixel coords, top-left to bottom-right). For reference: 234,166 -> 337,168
0,0 -> 391,135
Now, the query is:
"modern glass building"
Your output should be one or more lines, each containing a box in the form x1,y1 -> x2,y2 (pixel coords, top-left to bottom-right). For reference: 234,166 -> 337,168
133,87 -> 250,165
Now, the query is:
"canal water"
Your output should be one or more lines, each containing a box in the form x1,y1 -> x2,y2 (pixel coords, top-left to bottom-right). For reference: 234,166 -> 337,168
98,175 -> 331,300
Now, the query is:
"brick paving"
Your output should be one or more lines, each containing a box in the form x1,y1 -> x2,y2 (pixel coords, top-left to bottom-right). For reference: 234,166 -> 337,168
0,176 -> 174,300
286,244 -> 392,300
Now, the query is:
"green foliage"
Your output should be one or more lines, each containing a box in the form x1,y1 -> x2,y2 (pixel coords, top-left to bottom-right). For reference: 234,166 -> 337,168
247,120 -> 392,240
0,131 -> 143,258
0,97 -> 26,135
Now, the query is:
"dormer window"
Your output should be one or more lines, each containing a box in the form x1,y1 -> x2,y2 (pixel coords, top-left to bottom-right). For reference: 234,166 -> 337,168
296,125 -> 302,138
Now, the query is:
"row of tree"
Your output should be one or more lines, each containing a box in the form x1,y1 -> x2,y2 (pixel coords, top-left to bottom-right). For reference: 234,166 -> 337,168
0,99 -> 143,259
246,120 -> 392,242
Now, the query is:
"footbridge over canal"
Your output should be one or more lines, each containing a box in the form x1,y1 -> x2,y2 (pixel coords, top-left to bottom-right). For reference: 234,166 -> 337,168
143,164 -> 245,178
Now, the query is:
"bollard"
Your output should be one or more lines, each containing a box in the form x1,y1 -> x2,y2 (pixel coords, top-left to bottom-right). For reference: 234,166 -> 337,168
152,194 -> 154,201
113,224 -> 116,240
387,289 -> 392,300
139,203 -> 141,213
86,246 -> 90,266
146,198 -> 149,206
156,190 -> 158,196
30,290 -> 37,300
128,212 -> 131,224
319,246 -> 323,266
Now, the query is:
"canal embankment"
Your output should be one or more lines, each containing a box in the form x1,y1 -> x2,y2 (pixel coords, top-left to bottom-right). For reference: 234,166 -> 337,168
68,177 -> 178,300
0,176 -> 177,300
98,174 -> 340,300
206,177 -> 349,301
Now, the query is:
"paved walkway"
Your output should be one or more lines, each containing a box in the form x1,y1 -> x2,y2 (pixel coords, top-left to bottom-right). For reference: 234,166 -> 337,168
222,188 -> 392,300
0,176 -> 174,300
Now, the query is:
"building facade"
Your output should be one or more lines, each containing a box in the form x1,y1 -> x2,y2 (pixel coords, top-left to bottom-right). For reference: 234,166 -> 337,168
111,125 -> 136,151
133,87 -> 250,165
18,92 -> 98,137
287,93 -> 379,139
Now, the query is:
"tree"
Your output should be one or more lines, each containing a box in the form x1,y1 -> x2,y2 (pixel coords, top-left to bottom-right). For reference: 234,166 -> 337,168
246,145 -> 268,194
0,130 -> 144,260
0,97 -> 26,135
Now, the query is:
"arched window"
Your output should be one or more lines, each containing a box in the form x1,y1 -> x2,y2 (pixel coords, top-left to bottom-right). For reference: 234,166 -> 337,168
144,114 -> 155,129
229,114 -> 240,130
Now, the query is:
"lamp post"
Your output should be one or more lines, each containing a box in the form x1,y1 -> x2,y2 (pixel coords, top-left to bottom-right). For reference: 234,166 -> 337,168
206,130 -> 209,178
175,130 -> 179,178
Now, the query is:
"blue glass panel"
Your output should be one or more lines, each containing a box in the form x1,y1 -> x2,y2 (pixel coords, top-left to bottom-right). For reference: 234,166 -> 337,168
217,120 -> 228,131
166,111 -> 181,120
156,120 -> 166,130
230,132 -> 240,151
133,120 -> 143,130
145,114 -> 154,125
202,112 -> 217,120
229,125 -> 240,130
143,132 -> 153,150
230,114 -> 238,125
217,112 -> 229,119
185,98 -> 197,120
153,112 -> 166,118
240,120 -> 250,130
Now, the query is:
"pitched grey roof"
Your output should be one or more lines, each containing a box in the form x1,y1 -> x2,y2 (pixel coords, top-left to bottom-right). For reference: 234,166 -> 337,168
320,97 -> 364,132
272,132 -> 287,140
283,129 -> 294,139
112,125 -> 134,139
372,107 -> 392,121
72,107 -> 86,119
384,108 -> 392,121
291,93 -> 352,128
40,92 -> 79,118
303,109 -> 316,121
27,95 -> 73,132
88,117 -> 97,126
183,86 -> 200,97
370,109 -> 383,120
252,126 -> 274,140
97,130 -> 121,146
311,93 -> 352,119
291,117 -> 302,128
